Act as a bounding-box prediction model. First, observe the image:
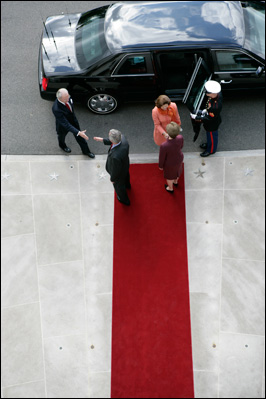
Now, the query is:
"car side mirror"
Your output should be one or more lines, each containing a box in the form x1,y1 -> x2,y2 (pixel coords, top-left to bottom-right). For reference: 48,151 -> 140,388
256,66 -> 264,77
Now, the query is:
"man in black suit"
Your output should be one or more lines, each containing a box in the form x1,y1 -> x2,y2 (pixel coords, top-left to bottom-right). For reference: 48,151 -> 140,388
94,129 -> 131,205
52,88 -> 95,158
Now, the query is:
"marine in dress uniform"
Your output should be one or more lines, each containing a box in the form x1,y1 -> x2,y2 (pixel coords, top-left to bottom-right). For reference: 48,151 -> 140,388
191,81 -> 223,157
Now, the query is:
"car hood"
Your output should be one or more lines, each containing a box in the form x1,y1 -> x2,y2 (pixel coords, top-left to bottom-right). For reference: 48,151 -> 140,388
41,13 -> 82,74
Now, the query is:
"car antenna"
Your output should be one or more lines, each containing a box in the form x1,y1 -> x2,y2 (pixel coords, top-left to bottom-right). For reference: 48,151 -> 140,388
64,43 -> 71,64
42,42 -> 50,62
40,12 -> 50,40
39,9 -> 58,52
57,7 -> 71,62
64,4 -> 72,27
50,29 -> 58,51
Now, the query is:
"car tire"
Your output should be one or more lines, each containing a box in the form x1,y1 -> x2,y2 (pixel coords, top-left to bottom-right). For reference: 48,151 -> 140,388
87,93 -> 118,114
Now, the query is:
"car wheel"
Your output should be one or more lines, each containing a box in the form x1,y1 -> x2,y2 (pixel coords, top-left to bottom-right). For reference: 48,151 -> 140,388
87,93 -> 118,114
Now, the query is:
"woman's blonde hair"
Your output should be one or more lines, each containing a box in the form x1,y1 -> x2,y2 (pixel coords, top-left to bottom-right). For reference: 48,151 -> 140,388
155,95 -> 171,108
166,122 -> 181,138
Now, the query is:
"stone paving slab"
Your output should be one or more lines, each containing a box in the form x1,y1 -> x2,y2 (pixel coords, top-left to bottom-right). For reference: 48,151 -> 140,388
1,151 -> 265,398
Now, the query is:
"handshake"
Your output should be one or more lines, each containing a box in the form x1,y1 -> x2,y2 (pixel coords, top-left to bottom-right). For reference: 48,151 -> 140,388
78,132 -> 104,142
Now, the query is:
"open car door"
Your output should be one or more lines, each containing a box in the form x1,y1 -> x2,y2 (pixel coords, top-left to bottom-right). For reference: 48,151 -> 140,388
182,57 -> 212,141
183,57 -> 212,113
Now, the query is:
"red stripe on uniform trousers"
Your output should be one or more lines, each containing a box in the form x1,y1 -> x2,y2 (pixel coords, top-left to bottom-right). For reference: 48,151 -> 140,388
210,131 -> 214,153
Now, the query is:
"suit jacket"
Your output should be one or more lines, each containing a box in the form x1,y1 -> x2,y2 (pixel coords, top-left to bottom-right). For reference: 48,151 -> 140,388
52,97 -> 80,136
103,135 -> 130,183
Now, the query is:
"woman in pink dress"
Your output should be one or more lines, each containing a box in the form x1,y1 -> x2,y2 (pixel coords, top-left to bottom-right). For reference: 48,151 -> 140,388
159,122 -> 184,193
152,95 -> 181,146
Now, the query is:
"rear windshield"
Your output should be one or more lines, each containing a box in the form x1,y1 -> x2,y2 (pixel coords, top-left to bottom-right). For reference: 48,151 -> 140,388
75,6 -> 111,69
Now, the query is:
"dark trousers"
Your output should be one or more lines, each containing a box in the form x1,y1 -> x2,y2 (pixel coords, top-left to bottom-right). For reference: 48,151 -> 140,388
206,130 -> 218,154
58,132 -> 91,154
113,172 -> 131,205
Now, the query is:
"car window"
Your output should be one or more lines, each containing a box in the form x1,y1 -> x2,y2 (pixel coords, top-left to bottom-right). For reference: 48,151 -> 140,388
115,56 -> 148,75
215,50 -> 258,71
155,51 -> 207,90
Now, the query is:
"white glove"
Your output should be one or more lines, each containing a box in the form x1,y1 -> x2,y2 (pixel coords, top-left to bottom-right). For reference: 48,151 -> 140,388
201,109 -> 208,116
190,113 -> 197,119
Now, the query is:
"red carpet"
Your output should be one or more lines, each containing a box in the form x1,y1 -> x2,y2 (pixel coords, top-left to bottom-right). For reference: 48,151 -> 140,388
111,163 -> 194,398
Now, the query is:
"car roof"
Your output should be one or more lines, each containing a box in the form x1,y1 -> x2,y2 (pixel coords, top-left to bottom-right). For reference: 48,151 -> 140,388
105,1 -> 245,52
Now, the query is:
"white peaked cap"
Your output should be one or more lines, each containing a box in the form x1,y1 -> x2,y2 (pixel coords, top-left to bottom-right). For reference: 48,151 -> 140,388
205,80 -> 221,93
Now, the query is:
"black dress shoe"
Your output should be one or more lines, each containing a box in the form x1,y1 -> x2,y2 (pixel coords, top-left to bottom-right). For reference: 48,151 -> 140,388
200,151 -> 215,157
200,143 -> 207,149
117,196 -> 130,206
173,182 -> 178,187
165,184 -> 174,193
61,147 -> 71,153
87,152 -> 95,158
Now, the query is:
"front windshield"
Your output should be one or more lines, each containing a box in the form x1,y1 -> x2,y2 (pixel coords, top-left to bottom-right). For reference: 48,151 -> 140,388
243,3 -> 265,59
75,6 -> 111,69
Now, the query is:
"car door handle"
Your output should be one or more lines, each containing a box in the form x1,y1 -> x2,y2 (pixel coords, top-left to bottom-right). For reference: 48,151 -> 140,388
220,80 -> 232,84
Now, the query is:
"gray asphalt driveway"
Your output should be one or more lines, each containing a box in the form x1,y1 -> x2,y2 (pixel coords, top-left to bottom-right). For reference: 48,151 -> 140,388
1,1 -> 265,155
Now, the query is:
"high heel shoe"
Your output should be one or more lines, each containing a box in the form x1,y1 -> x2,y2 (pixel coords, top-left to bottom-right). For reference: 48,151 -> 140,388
165,184 -> 174,193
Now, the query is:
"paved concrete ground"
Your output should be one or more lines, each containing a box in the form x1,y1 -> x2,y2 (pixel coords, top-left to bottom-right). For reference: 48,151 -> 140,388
1,150 -> 265,398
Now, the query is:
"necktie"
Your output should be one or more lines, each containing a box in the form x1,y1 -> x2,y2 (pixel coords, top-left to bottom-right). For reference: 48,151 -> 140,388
65,103 -> 72,112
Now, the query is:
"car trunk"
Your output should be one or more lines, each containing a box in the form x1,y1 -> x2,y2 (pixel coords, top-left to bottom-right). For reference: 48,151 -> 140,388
42,13 -> 82,74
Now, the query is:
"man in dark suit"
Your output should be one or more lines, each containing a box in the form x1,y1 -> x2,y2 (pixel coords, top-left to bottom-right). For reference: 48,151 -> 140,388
94,129 -> 131,205
52,88 -> 95,158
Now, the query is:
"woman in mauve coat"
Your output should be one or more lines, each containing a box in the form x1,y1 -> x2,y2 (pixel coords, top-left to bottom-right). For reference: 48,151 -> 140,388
152,95 -> 181,146
159,122 -> 184,193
